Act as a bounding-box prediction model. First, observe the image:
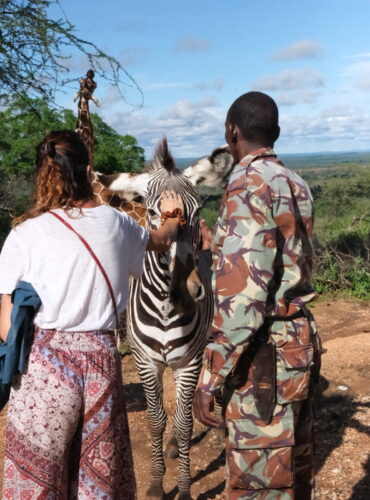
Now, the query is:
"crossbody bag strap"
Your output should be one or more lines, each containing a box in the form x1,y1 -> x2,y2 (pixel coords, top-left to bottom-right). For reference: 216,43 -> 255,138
48,210 -> 120,329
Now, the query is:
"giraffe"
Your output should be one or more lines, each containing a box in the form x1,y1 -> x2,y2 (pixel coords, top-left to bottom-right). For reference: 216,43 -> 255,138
92,171 -> 148,227
74,69 -> 99,166
72,69 -> 150,226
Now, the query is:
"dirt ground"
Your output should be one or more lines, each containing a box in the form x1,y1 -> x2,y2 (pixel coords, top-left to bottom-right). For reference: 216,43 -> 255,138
0,299 -> 369,499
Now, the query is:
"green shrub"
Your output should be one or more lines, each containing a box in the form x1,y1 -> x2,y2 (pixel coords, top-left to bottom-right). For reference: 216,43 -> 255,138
313,249 -> 370,299
200,190 -> 223,228
199,166 -> 370,300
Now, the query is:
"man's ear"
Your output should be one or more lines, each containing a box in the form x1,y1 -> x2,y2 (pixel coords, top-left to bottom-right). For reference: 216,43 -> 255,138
232,124 -> 241,144
275,125 -> 280,142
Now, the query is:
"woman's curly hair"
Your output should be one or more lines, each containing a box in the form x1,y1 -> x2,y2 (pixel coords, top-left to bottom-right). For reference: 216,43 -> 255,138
13,130 -> 94,227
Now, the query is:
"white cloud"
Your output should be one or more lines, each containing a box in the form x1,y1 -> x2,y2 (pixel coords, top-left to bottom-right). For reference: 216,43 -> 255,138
115,20 -> 146,32
141,79 -> 224,92
57,55 -> 90,73
344,52 -> 370,59
99,96 -> 225,157
252,68 -> 325,91
355,75 -> 370,90
98,94 -> 370,157
341,59 -> 370,91
143,82 -> 190,90
120,47 -> 147,67
100,86 -> 122,107
192,78 -> 224,92
275,90 -> 321,107
342,60 -> 370,76
269,40 -> 324,62
174,37 -> 212,53
280,105 -> 370,146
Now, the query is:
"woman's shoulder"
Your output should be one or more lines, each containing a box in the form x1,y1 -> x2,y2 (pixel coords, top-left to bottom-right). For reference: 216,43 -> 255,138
93,204 -> 128,220
12,213 -> 46,234
89,205 -> 142,233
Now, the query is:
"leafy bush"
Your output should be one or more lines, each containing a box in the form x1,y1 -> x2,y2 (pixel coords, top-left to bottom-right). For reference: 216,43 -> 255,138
313,249 -> 370,299
199,164 -> 370,299
198,186 -> 223,227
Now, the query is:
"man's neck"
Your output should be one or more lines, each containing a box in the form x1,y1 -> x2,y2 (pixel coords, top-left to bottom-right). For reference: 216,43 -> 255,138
234,141 -> 272,163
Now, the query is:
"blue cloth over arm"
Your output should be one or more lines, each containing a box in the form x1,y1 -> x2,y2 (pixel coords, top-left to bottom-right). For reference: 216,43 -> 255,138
0,281 -> 41,410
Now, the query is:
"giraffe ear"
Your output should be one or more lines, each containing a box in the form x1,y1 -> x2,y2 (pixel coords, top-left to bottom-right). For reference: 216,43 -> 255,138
87,164 -> 94,180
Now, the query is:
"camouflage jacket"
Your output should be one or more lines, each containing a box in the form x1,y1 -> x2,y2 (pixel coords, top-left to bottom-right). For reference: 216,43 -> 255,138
199,148 -> 318,395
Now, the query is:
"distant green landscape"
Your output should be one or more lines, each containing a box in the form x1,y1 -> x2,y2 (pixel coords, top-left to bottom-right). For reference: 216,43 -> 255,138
198,162 -> 370,300
176,150 -> 370,171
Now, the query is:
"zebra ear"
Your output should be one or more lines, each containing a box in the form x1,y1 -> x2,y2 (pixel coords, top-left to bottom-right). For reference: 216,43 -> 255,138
211,147 -> 235,174
153,137 -> 176,173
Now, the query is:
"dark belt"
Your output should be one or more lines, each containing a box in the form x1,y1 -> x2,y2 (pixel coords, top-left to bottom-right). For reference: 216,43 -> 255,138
224,307 -> 312,424
265,306 -> 312,323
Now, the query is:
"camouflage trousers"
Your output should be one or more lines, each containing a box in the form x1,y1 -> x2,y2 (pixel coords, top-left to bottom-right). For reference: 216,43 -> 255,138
224,379 -> 315,499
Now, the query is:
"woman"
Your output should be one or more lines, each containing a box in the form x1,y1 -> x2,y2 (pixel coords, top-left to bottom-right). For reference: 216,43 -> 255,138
0,130 -> 182,499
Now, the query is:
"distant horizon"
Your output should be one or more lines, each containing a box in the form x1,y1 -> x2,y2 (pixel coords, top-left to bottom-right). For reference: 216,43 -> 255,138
173,149 -> 370,170
170,149 -> 370,160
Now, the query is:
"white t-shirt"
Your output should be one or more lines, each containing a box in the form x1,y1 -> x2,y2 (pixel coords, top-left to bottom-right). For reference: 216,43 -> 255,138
0,205 -> 149,331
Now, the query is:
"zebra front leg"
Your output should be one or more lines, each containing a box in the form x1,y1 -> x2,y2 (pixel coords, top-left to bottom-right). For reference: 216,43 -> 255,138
137,363 -> 167,499
172,362 -> 202,500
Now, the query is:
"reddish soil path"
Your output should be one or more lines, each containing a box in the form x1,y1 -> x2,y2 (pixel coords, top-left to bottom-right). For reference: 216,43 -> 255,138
0,299 -> 369,499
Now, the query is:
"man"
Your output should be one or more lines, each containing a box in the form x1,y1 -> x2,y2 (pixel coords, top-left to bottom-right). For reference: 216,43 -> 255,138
193,91 -> 321,499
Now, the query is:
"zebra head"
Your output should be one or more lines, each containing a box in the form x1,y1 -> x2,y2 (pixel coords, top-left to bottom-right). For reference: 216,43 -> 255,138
146,138 -> 205,315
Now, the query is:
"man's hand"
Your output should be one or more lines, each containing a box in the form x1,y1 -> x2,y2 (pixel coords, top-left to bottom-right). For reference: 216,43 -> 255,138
193,388 -> 220,428
199,219 -> 214,251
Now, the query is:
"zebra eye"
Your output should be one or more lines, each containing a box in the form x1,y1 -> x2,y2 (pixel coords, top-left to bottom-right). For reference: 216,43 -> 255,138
148,209 -> 157,217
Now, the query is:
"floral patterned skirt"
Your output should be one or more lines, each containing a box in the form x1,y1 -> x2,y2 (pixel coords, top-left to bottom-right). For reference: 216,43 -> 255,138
2,327 -> 137,500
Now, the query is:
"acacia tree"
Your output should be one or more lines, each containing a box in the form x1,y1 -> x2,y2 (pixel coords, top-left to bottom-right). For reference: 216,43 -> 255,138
0,0 -> 143,105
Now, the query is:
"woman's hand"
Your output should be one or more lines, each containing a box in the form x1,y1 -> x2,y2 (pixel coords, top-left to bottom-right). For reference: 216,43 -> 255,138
0,294 -> 12,342
146,191 -> 185,252
160,191 -> 184,216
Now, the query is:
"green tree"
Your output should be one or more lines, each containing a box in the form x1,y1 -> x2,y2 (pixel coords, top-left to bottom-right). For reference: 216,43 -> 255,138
0,0 -> 142,104
92,114 -> 145,174
0,94 -> 145,245
0,95 -> 68,176
0,95 -> 145,177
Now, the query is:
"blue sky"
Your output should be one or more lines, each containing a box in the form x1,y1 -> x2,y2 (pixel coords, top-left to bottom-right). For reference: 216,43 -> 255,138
52,0 -> 370,158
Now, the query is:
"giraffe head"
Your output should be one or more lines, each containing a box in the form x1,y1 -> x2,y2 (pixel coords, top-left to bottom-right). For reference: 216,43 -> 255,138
182,145 -> 235,188
145,138 -> 205,315
92,171 -> 150,226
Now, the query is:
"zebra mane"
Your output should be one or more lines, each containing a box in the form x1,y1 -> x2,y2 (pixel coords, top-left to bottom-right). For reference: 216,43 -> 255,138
150,137 -> 177,174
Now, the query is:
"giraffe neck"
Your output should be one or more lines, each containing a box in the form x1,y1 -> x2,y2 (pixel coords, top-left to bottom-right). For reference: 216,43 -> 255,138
76,96 -> 94,166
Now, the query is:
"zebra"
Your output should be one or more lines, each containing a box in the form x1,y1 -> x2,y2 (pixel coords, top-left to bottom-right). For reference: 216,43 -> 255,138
127,138 -> 213,500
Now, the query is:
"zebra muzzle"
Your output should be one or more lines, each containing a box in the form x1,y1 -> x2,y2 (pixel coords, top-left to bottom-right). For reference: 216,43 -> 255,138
186,269 -> 205,302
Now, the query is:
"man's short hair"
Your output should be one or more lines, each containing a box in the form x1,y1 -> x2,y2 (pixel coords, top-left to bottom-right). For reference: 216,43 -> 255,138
227,91 -> 280,146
